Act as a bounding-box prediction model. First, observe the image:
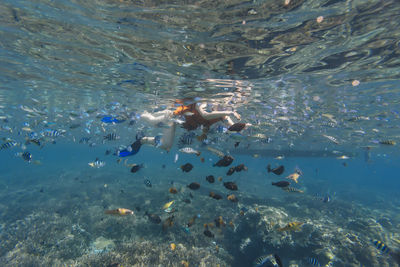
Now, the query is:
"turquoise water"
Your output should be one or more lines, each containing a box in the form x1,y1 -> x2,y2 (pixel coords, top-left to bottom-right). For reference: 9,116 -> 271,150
1,0 -> 400,266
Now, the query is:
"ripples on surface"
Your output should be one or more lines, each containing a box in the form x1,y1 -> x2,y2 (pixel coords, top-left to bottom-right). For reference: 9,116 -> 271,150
0,0 -> 400,152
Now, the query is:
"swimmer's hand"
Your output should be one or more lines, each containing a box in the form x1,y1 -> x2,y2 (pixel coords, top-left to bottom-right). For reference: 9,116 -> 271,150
232,111 -> 241,120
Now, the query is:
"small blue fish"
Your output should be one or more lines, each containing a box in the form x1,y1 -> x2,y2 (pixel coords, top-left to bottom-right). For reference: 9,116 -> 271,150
42,129 -> 63,137
307,257 -> 321,266
144,179 -> 152,188
372,240 -> 390,253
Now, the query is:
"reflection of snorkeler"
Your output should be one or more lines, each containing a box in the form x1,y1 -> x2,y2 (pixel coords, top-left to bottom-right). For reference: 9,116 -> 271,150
140,100 -> 246,151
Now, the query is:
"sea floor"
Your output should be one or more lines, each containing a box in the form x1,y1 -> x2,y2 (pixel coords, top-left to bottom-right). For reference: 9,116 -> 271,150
0,168 -> 399,267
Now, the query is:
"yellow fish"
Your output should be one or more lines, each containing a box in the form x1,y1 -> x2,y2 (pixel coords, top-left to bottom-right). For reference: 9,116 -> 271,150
163,200 -> 174,210
286,172 -> 300,183
278,222 -> 303,232
104,208 -> 134,216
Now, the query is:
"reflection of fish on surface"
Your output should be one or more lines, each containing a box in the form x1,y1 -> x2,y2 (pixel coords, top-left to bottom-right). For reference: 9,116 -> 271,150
105,208 -> 134,216
278,222 -> 303,232
103,133 -> 119,141
253,254 -> 283,267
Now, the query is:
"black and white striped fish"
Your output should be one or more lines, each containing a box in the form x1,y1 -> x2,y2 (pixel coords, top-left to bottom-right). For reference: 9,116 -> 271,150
372,240 -> 390,253
306,257 -> 321,266
144,179 -> 152,188
0,141 -> 18,150
104,133 -> 119,141
177,132 -> 194,148
17,151 -> 32,162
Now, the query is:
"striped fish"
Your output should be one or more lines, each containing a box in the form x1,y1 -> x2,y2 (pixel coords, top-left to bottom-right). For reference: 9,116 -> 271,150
88,159 -> 105,168
372,240 -> 390,253
0,141 -> 18,150
379,140 -> 396,145
322,134 -> 339,144
307,257 -> 321,266
282,187 -> 304,193
104,133 -> 119,141
253,254 -> 282,267
21,152 -> 32,162
144,179 -> 152,188
177,132 -> 194,148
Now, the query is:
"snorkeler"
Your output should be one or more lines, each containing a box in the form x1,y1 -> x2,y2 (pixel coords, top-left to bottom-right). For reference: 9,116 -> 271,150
139,99 -> 246,151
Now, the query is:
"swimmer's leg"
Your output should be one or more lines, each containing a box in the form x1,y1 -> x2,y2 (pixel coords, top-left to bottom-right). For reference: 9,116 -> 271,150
159,122 -> 176,152
141,110 -> 173,127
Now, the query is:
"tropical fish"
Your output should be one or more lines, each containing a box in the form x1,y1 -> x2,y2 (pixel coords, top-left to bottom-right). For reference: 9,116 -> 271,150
227,167 -> 236,176
272,181 -> 290,188
144,179 -> 152,187
379,140 -> 396,145
215,216 -> 225,227
177,132 -> 195,148
25,138 -> 41,147
187,182 -> 200,190
104,133 -> 119,141
213,155 -> 234,167
278,222 -> 303,232
19,151 -> 32,162
227,194 -> 238,202
41,129 -> 64,137
88,158 -> 105,168
306,257 -> 321,266
145,212 -> 161,224
223,182 -> 238,191
163,201 -> 174,210
322,134 -> 339,144
253,254 -> 283,267
206,175 -> 215,183
180,163 -> 193,172
235,164 -> 248,172
0,141 -> 18,150
282,187 -> 304,193
372,240 -> 390,253
207,146 -> 225,157
267,164 -> 284,175
209,192 -> 222,200
179,147 -> 201,156
169,187 -> 178,194
104,208 -> 134,216
286,172 -> 300,183
130,163 -> 144,173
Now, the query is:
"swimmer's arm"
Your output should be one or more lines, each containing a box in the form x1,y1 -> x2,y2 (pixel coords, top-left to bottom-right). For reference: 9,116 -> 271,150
196,103 -> 238,120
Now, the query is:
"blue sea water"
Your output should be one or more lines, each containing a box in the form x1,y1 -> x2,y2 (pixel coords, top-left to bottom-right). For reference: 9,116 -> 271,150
1,0 -> 400,266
